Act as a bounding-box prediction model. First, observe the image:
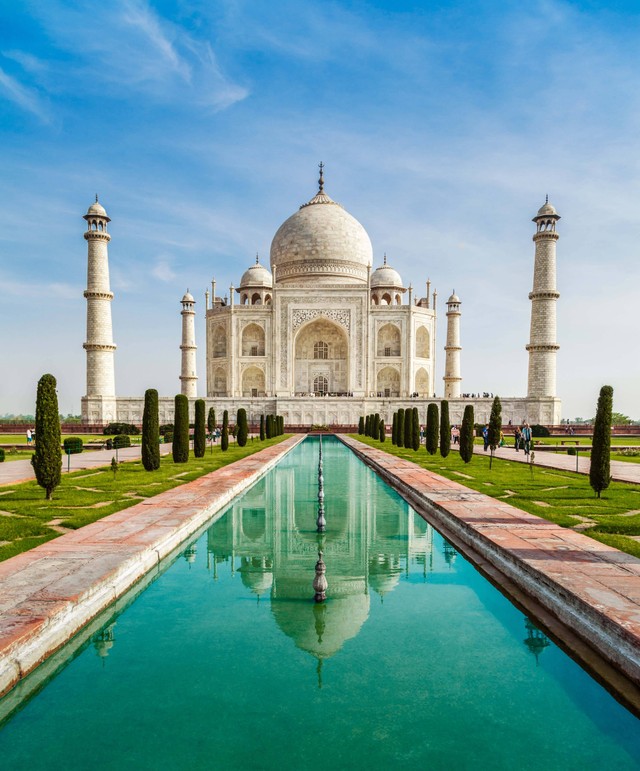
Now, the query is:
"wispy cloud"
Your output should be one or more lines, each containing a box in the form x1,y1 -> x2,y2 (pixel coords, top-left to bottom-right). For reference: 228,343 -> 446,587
0,66 -> 49,122
152,258 -> 177,283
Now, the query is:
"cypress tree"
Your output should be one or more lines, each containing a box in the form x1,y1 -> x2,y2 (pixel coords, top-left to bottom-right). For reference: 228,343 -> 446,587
32,373 -> 61,500
193,399 -> 206,458
221,409 -> 229,451
440,400 -> 451,458
379,417 -> 386,442
358,416 -> 365,434
374,413 -> 380,438
460,405 -> 475,463
426,403 -> 439,455
590,385 -> 613,498
207,407 -> 216,434
173,394 -> 189,463
365,415 -> 370,436
488,396 -> 502,469
397,408 -> 405,448
237,408 -> 248,447
404,405 -> 412,449
260,414 -> 265,441
391,412 -> 397,445
278,416 -> 284,435
412,407 -> 420,451
141,388 -> 160,471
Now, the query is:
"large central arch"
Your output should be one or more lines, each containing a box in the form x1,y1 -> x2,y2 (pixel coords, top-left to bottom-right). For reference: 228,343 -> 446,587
294,318 -> 349,395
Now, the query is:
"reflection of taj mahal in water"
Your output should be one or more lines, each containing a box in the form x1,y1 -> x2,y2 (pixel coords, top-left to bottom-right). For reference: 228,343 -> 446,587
81,166 -> 562,426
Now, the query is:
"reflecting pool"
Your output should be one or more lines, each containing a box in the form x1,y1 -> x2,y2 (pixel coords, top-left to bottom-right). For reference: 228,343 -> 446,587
0,436 -> 639,769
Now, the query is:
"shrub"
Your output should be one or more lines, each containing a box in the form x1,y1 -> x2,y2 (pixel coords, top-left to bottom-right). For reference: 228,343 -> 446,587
0,448 -> 5,462
460,405 -> 475,463
142,389 -> 160,471
237,408 -> 248,447
221,410 -> 229,451
567,447 -> 576,456
426,403 -> 439,455
440,400 -> 450,458
194,399 -> 206,458
397,409 -> 405,448
163,430 -> 174,444
113,434 -> 131,449
173,394 -> 189,463
590,385 -> 613,498
159,423 -> 174,436
103,422 -> 139,436
63,437 -> 83,454
32,373 -> 62,500
531,424 -> 550,437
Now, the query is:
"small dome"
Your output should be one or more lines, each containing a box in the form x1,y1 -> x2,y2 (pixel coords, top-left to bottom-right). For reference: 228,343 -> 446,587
447,291 -> 460,304
240,258 -> 273,289
86,199 -> 108,218
371,257 -> 403,289
536,198 -> 558,217
181,290 -> 194,303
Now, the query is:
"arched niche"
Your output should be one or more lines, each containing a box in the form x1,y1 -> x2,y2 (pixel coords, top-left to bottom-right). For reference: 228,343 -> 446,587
415,326 -> 430,358
376,366 -> 400,397
213,366 -> 227,395
415,367 -> 429,395
294,318 -> 348,395
242,365 -> 265,396
211,325 -> 227,358
242,323 -> 265,356
377,323 -> 401,357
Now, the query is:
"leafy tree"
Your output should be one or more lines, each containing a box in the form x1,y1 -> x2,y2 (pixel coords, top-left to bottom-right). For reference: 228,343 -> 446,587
460,405 -> 475,463
110,456 -> 119,479
440,400 -> 451,458
412,407 -> 420,451
237,408 -> 248,447
221,410 -> 229,451
488,396 -> 502,469
207,407 -> 216,434
32,373 -> 61,500
397,409 -> 405,448
260,414 -> 265,441
426,403 -> 439,455
142,388 -> 160,471
173,394 -> 189,463
358,416 -> 365,435
610,412 -> 632,425
590,385 -> 613,498
194,399 -> 206,458
379,417 -> 385,442
404,406 -> 412,449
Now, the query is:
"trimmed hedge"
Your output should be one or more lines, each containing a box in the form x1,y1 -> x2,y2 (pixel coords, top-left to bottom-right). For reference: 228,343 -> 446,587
113,434 -> 131,449
0,448 -> 5,462
63,437 -> 83,454
531,424 -> 550,438
103,422 -> 139,436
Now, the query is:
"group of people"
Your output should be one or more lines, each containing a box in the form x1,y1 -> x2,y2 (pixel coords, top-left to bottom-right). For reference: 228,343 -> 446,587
479,423 -> 532,455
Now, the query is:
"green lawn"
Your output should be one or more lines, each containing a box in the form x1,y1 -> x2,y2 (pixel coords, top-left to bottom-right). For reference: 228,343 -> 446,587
0,436 -> 289,563
352,435 -> 640,559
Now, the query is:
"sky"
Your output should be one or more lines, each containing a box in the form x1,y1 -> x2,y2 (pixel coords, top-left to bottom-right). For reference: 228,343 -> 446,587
1,0 -> 639,420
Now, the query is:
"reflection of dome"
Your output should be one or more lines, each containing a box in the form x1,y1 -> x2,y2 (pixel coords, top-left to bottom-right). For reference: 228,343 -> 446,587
270,174 -> 373,285
240,257 -> 273,289
371,257 -> 403,289
272,593 -> 370,659
239,557 -> 273,595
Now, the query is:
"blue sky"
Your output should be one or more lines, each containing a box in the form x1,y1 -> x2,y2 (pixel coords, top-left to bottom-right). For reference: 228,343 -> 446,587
1,0 -> 639,419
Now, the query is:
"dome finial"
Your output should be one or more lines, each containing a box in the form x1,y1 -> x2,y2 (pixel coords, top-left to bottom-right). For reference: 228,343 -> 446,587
383,253 -> 387,266
95,193 -> 99,203
318,161 -> 324,193
545,194 -> 549,204
256,253 -> 259,264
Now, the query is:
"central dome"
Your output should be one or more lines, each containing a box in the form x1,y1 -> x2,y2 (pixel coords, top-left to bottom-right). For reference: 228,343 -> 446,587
270,176 -> 373,285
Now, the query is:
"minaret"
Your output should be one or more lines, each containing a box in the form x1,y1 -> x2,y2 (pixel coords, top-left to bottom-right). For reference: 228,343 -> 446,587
443,291 -> 462,399
180,290 -> 197,397
526,198 -> 560,397
83,197 -> 116,399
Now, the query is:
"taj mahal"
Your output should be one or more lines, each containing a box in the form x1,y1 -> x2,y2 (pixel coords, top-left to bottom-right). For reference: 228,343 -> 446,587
81,166 -> 561,427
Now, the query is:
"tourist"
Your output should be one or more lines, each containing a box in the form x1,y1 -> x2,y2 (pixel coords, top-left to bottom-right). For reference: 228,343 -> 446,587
514,425 -> 521,452
521,423 -> 532,456
451,425 -> 460,445
482,424 -> 489,451
26,428 -> 32,445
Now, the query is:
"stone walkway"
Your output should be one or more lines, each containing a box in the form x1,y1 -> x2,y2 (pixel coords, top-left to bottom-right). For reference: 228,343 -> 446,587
0,444 -> 175,487
472,443 -> 640,484
0,435 -> 304,697
341,435 -> 640,696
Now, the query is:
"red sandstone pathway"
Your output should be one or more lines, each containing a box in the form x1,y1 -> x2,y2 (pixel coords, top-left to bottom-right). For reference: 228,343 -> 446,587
472,443 -> 640,484
0,435 -> 303,697
342,435 -> 640,689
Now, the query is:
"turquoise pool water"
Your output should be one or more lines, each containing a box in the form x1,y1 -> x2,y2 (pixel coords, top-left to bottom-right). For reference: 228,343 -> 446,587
0,436 -> 639,769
